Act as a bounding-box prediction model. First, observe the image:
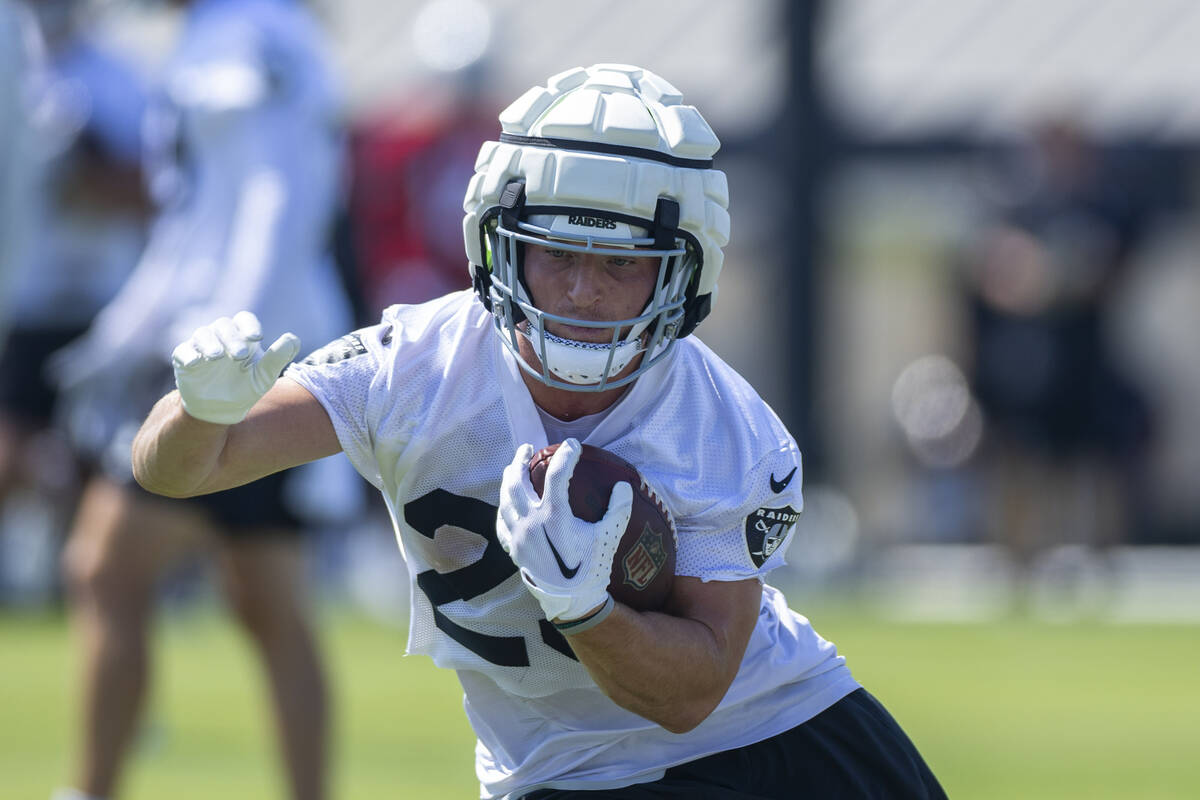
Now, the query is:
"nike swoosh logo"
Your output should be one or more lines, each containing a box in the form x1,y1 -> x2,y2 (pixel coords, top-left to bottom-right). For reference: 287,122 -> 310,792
544,526 -> 580,579
770,467 -> 797,494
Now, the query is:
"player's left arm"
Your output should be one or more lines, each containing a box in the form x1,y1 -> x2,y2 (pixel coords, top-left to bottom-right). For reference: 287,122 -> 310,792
563,575 -> 762,734
133,312 -> 342,498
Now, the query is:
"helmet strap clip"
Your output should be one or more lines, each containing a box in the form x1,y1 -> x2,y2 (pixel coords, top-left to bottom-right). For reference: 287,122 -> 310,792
652,197 -> 680,250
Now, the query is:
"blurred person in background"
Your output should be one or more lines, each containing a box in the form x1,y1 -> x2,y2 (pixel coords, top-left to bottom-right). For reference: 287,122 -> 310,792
346,84 -> 497,315
0,0 -> 48,601
0,0 -> 44,340
962,115 -> 1156,611
343,0 -> 499,317
0,0 -> 150,604
47,1 -> 356,799
130,63 -> 945,799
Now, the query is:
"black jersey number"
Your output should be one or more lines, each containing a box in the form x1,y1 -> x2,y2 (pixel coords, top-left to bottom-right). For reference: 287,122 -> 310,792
404,489 -> 576,666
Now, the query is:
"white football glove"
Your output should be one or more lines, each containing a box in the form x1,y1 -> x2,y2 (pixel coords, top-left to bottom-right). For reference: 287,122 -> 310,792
497,438 -> 634,622
171,311 -> 300,425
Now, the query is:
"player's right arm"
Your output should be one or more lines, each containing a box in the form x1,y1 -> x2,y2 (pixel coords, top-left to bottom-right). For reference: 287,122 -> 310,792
132,312 -> 342,498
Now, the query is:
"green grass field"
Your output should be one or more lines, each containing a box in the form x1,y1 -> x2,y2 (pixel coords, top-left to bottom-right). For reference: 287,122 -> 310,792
2,605 -> 1197,799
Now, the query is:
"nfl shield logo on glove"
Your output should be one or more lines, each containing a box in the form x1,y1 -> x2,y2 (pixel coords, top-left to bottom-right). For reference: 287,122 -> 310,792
622,523 -> 668,590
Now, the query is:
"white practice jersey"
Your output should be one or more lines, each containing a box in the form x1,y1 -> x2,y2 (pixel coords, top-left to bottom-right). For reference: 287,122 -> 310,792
77,0 -> 351,369
287,291 -> 859,799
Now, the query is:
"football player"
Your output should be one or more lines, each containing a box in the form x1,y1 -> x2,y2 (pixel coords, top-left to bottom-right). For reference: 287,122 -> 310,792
132,64 -> 946,798
50,2 -> 356,800
0,0 -> 149,609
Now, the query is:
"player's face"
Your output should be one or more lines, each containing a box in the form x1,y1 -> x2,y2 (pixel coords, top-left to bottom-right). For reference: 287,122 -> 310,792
523,244 -> 658,343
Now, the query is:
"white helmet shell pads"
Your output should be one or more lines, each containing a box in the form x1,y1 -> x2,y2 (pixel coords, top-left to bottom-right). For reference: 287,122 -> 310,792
462,64 -> 730,391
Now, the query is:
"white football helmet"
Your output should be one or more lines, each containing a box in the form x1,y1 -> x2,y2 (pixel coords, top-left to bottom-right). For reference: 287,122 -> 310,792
462,64 -> 730,391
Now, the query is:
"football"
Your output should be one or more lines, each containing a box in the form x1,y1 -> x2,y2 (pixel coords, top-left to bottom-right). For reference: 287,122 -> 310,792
528,443 -> 676,612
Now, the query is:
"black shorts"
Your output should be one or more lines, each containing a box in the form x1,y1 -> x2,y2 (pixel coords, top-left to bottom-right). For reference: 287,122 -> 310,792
521,689 -> 946,799
131,468 -> 302,539
0,325 -> 88,423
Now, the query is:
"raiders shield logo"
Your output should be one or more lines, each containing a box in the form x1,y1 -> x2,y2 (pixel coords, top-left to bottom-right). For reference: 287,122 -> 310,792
622,523 -> 668,590
745,505 -> 801,568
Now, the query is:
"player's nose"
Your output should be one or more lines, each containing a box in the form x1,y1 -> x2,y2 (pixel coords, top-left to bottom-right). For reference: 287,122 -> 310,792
562,257 -> 608,308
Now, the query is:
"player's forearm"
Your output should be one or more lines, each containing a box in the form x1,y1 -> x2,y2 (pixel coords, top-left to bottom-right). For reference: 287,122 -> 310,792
132,390 -> 231,498
565,604 -> 739,734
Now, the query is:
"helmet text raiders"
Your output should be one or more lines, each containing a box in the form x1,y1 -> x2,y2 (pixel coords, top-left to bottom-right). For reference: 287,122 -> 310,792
462,64 -> 730,391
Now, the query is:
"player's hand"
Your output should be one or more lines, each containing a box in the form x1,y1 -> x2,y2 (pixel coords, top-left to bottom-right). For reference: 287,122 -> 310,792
497,438 -> 633,622
171,311 -> 300,425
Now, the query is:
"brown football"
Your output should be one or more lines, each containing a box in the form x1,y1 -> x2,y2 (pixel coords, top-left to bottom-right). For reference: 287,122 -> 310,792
528,442 -> 676,612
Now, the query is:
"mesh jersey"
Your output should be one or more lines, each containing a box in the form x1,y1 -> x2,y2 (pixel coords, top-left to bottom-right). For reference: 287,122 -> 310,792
287,291 -> 859,798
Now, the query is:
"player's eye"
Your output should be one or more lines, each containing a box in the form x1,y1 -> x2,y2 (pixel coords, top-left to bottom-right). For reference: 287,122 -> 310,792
545,248 -> 570,258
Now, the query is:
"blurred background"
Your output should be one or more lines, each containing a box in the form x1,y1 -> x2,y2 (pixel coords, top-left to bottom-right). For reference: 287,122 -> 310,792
2,1 -> 1199,798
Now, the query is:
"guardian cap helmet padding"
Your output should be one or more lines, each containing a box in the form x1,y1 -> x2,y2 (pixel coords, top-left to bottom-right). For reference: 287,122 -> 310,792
463,64 -> 730,391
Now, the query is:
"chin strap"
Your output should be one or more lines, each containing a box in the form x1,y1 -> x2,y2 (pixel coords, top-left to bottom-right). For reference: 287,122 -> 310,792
522,327 -> 644,386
